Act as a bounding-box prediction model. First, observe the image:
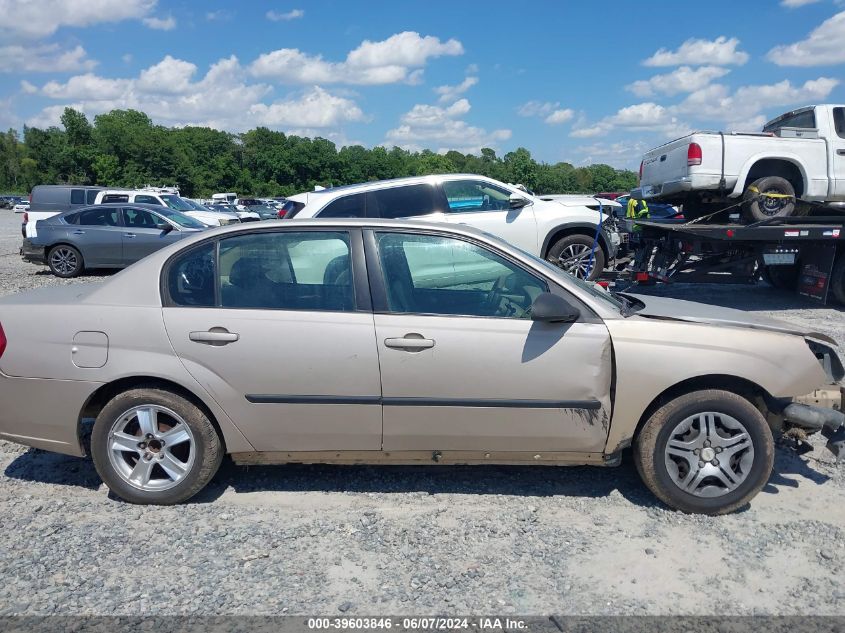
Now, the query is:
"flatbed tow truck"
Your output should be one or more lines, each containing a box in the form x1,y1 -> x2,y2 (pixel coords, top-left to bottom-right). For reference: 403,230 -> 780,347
610,212 -> 845,304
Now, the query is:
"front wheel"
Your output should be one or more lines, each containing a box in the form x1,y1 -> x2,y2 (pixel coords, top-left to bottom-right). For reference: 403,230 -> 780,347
634,390 -> 774,515
47,244 -> 84,278
91,387 -> 224,505
546,234 -> 606,281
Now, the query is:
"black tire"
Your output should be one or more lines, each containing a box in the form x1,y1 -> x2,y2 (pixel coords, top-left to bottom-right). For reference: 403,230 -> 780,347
762,264 -> 800,291
742,176 -> 796,222
91,387 -> 224,505
47,244 -> 84,278
546,234 -> 606,281
830,252 -> 845,306
634,389 -> 774,515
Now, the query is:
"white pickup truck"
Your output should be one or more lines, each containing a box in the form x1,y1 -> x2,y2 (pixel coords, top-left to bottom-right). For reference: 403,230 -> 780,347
633,104 -> 845,222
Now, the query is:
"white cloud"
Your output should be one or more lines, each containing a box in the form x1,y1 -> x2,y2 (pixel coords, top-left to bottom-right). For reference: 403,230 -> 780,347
626,65 -> 730,97
644,36 -> 749,67
20,80 -> 38,93
675,77 -> 839,124
571,102 -> 689,139
142,15 -> 176,30
517,101 -> 559,117
434,76 -> 478,103
780,0 -> 820,6
29,55 -> 368,134
385,98 -> 511,154
122,53 -> 133,64
570,140 -> 651,169
266,9 -> 304,21
250,31 -> 463,85
249,86 -> 365,127
544,109 -> 574,125
206,10 -> 232,21
767,11 -> 845,66
0,0 -> 155,40
0,43 -> 96,73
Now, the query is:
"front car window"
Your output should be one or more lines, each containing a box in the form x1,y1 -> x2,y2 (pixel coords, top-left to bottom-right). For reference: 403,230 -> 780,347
134,195 -> 161,205
442,180 -> 514,213
376,232 -> 547,319
123,208 -> 160,228
218,231 -> 353,311
366,184 -> 437,219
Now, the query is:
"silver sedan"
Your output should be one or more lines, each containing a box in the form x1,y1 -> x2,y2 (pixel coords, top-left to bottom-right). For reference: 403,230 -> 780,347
1,219 -> 842,512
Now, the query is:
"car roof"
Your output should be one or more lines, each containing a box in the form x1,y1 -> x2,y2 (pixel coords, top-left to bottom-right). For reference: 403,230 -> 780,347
304,173 -> 507,199
52,202 -> 174,216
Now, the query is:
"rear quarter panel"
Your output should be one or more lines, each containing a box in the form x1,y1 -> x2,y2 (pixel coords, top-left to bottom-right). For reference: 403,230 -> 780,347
604,318 -> 827,453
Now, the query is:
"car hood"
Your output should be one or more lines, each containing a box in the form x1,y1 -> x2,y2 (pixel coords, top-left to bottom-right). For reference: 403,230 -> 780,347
626,293 -> 837,345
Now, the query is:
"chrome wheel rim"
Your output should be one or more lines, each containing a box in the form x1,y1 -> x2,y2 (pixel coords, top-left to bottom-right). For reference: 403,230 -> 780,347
107,405 -> 196,492
664,411 -> 754,498
50,248 -> 78,275
550,244 -> 594,278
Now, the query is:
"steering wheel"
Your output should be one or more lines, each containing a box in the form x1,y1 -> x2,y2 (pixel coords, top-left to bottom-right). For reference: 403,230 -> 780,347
484,273 -> 531,318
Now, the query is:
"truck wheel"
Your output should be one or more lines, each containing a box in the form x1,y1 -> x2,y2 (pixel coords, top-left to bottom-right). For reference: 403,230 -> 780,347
634,389 -> 774,515
743,176 -> 796,222
47,244 -> 84,278
830,253 -> 845,305
546,234 -> 605,281
762,264 -> 799,291
91,387 -> 224,505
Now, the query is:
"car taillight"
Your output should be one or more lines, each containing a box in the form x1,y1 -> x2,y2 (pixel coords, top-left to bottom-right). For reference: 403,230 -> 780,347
638,160 -> 644,183
28,193 -> 32,204
22,212 -> 28,224
0,323 -> 6,359
687,142 -> 702,166
278,209 -> 286,219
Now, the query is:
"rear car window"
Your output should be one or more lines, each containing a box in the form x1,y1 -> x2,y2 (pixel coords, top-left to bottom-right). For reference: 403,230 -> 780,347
168,244 -> 216,307
77,208 -> 120,226
70,189 -> 84,205
280,200 -> 305,218
764,109 -> 816,133
834,107 -> 845,140
102,194 -> 129,203
86,190 -> 98,204
319,193 -> 366,218
366,184 -> 437,219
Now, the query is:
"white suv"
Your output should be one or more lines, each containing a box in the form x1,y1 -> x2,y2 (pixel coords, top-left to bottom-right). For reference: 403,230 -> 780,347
287,175 -> 620,279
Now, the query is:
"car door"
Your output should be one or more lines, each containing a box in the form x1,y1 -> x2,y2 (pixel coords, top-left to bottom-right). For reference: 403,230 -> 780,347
434,179 -> 539,253
367,229 -> 613,453
831,107 -> 845,198
68,207 -> 124,266
161,228 -> 383,451
121,207 -> 183,264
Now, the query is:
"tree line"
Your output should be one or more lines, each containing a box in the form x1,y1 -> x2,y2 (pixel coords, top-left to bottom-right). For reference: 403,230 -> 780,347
0,107 -> 638,197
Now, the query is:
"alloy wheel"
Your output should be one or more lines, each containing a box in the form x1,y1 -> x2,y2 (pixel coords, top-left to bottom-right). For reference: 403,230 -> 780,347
107,405 -> 196,492
50,248 -> 78,275
550,243 -> 594,279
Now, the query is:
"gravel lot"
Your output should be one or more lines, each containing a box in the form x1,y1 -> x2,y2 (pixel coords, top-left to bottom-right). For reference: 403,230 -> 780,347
0,210 -> 843,616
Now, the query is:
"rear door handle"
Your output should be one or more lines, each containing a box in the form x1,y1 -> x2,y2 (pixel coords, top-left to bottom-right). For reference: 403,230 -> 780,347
189,329 -> 239,345
72,230 -> 85,235
124,233 -> 136,238
384,335 -> 435,350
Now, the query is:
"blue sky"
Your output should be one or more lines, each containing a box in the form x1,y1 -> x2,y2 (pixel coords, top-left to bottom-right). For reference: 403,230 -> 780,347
1,0 -> 844,168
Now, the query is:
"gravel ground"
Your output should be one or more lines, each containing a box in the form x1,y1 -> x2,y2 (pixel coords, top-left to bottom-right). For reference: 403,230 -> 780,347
0,210 -> 843,616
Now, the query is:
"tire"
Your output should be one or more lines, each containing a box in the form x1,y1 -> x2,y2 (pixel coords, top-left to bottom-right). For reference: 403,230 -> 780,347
762,264 -> 799,291
742,176 -> 796,222
91,387 -> 224,505
546,234 -> 606,281
830,253 -> 845,306
634,389 -> 774,515
47,244 -> 84,278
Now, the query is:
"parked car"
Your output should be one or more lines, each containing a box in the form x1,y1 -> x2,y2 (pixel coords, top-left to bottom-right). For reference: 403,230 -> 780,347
208,202 -> 260,222
286,175 -> 621,280
93,190 -> 240,228
1,218 -> 842,511
23,185 -> 104,236
634,104 -> 845,222
614,195 -> 681,220
13,202 -> 29,214
20,203 -> 207,277
249,204 -> 281,220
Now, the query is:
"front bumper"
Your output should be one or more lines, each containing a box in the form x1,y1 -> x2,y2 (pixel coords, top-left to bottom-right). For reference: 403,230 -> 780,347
20,239 -> 45,265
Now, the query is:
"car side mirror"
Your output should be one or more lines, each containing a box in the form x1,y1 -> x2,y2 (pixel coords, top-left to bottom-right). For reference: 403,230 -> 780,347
509,193 -> 530,210
531,292 -> 580,323
156,222 -> 173,233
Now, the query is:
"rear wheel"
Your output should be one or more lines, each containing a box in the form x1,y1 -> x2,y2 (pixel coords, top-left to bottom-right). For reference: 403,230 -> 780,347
546,234 -> 606,281
91,387 -> 223,505
634,390 -> 774,515
47,244 -> 83,278
743,176 -> 796,222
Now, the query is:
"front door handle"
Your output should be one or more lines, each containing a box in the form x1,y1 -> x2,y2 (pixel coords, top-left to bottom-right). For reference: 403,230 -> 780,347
124,233 -> 136,238
72,230 -> 85,235
384,335 -> 435,351
189,328 -> 239,345
837,149 -> 845,156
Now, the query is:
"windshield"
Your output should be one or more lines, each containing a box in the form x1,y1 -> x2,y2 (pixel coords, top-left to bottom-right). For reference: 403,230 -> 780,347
184,199 -> 207,210
155,207 -> 207,229
160,194 -> 195,211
